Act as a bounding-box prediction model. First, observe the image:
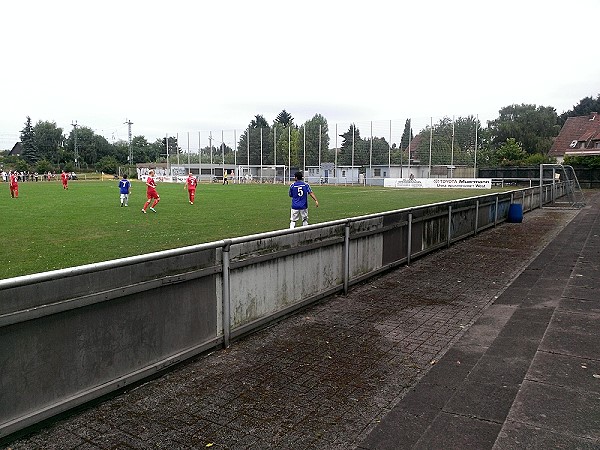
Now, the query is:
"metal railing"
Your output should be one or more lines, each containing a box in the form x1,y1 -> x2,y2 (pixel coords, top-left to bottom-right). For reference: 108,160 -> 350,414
0,182 -> 569,440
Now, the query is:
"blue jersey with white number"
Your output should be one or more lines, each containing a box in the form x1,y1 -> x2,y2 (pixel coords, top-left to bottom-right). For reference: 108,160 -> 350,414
289,180 -> 312,210
119,179 -> 131,194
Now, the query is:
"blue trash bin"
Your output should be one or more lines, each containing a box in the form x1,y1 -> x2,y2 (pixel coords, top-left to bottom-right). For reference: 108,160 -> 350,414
507,203 -> 523,223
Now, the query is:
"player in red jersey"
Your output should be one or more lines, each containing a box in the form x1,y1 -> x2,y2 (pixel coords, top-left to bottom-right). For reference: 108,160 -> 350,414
9,171 -> 19,198
60,170 -> 69,189
142,169 -> 160,213
184,172 -> 198,204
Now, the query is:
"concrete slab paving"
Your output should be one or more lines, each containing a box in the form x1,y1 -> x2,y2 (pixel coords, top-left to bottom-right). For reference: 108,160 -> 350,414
494,421 -> 599,450
505,380 -> 600,441
526,352 -> 600,395
411,412 -> 502,450
539,312 -> 600,359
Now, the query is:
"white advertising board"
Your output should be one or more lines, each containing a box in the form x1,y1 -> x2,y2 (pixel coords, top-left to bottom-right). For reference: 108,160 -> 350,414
384,178 -> 492,189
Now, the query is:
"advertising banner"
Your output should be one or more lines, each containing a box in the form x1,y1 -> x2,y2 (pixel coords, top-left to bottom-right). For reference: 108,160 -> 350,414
384,178 -> 492,189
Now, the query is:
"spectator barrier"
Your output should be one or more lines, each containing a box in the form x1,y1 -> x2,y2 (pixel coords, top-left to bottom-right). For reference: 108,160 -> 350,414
0,182 -> 569,439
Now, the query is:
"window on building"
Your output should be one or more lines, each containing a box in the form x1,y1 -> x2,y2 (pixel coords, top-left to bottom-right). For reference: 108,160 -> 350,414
374,168 -> 381,177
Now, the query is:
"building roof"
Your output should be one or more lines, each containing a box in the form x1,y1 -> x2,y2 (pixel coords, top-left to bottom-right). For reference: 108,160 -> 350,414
9,142 -> 22,156
548,112 -> 600,158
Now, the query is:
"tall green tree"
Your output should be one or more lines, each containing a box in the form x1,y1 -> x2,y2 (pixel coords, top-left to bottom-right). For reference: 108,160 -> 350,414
20,116 -> 39,164
412,116 -> 480,167
495,138 -> 528,166
337,124 -> 366,166
237,115 -> 273,165
149,138 -> 168,162
300,114 -> 330,167
273,123 -> 301,168
453,116 -> 480,165
275,110 -> 294,127
369,136 -> 391,165
558,94 -> 600,126
272,110 -> 297,167
111,140 -> 130,164
33,120 -> 64,163
131,136 -> 159,163
65,126 -> 112,167
400,118 -> 413,150
487,104 -> 559,154
160,136 -> 181,165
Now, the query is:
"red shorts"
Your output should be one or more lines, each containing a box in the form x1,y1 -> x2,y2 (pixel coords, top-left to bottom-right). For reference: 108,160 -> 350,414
147,189 -> 159,199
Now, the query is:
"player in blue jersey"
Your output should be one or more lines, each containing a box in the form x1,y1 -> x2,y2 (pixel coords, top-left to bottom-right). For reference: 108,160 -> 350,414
289,171 -> 319,228
118,174 -> 131,207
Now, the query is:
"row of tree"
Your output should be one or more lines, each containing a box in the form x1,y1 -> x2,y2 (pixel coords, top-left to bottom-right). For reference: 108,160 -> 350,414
4,94 -> 600,175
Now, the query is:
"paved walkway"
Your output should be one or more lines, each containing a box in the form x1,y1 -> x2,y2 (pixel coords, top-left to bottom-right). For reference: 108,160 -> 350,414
360,193 -> 600,449
3,193 -> 598,449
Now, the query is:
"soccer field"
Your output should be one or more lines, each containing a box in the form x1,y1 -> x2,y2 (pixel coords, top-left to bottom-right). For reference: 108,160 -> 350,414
0,180 -> 497,279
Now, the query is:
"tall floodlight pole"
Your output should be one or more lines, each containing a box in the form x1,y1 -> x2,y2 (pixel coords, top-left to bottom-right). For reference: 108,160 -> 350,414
474,115 -> 479,177
274,126 -> 277,183
247,127 -> 250,178
209,132 -> 213,178
369,121 -> 373,181
165,134 -> 170,176
260,127 -> 263,182
124,119 -> 133,174
318,124 -> 322,182
352,125 -> 355,180
288,126 -> 291,183
407,118 -> 412,173
71,121 -> 78,168
450,116 -> 455,178
335,123 -> 338,183
428,117 -> 433,178
234,130 -> 237,168
389,120 -> 392,178
303,126 -> 306,174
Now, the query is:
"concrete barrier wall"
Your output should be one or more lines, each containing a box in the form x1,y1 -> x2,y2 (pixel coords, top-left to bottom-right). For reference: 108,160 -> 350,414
0,184 -> 568,438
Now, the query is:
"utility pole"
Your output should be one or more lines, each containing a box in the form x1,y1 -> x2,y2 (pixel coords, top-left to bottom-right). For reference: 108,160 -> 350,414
71,121 -> 78,168
124,119 -> 133,175
208,132 -> 213,179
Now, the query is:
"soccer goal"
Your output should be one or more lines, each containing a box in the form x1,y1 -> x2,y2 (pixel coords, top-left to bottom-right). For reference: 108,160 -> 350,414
236,165 -> 288,183
539,164 -> 585,208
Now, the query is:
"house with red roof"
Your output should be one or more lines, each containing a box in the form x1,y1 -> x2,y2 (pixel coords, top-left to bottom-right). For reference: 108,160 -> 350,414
548,112 -> 600,162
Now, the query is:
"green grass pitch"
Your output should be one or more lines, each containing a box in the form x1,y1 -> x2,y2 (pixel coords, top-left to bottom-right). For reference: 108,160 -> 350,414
0,180 -> 496,279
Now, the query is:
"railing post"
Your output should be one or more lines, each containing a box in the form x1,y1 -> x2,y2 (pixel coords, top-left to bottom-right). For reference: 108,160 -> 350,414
539,164 -> 544,209
222,240 -> 231,348
474,200 -> 479,235
407,212 -> 413,265
447,205 -> 452,248
494,196 -> 499,226
343,220 -> 350,295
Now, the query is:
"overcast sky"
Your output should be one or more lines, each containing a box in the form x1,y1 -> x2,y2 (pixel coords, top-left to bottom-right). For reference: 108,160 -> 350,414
1,0 -> 599,150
